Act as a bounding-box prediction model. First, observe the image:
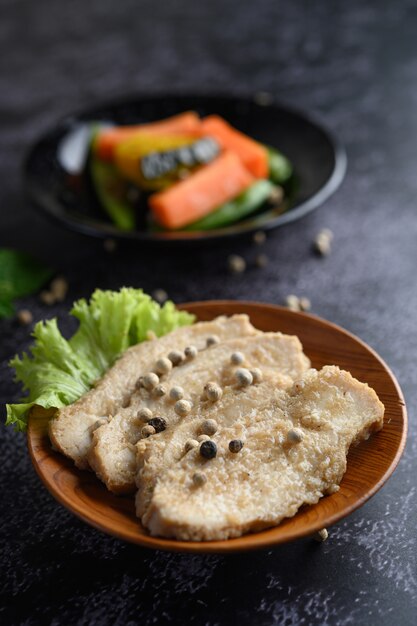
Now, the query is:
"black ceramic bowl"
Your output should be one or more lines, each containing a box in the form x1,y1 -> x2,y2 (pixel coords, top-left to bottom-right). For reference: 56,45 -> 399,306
24,94 -> 347,245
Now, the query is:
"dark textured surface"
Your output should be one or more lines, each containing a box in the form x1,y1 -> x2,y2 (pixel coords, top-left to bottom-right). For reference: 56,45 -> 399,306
1,1 -> 416,624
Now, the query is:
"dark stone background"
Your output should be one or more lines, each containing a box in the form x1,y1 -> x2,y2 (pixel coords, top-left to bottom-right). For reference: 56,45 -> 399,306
1,1 -> 416,624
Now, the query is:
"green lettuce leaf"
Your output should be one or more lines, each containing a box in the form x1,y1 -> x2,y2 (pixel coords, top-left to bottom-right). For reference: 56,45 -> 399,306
6,288 -> 194,431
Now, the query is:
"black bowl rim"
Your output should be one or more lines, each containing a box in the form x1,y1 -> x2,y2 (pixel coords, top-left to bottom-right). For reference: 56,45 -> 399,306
23,92 -> 347,245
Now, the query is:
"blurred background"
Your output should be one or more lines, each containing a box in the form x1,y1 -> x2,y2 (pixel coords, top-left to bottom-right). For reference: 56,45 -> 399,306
3,1 -> 415,310
2,0 -> 416,333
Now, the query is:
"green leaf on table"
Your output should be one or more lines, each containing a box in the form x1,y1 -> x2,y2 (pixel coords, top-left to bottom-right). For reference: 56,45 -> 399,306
0,249 -> 53,318
0,298 -> 15,318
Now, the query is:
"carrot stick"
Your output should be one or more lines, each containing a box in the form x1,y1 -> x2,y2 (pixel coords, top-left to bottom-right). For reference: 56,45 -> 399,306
200,115 -> 268,179
149,151 -> 254,229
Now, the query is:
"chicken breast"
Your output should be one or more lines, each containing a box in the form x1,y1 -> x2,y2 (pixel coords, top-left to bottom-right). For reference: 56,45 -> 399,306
89,332 -> 310,494
140,366 -> 384,541
49,315 -> 257,469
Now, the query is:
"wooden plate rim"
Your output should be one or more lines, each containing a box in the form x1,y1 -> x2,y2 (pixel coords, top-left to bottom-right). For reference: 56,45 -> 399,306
27,300 -> 407,553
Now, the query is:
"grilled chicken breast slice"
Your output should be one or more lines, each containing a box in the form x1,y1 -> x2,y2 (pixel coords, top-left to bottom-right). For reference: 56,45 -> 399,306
49,315 -> 257,469
89,332 -> 310,493
139,366 -> 384,541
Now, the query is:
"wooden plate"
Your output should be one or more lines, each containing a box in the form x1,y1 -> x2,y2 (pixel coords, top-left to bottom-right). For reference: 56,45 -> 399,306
28,301 -> 407,553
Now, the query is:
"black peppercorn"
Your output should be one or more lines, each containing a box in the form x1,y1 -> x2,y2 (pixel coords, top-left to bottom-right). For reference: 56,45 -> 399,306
147,417 -> 166,433
229,439 -> 244,453
199,440 -> 217,459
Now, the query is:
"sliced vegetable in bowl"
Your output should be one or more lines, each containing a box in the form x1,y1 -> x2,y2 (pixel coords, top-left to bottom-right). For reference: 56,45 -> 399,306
183,179 -> 278,232
149,151 -> 255,230
94,111 -> 202,162
115,135 -> 220,191
24,94 -> 346,243
86,110 -> 294,233
199,114 -> 269,178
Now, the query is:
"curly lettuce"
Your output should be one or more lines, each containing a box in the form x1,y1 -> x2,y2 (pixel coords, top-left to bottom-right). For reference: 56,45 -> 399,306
6,288 -> 194,431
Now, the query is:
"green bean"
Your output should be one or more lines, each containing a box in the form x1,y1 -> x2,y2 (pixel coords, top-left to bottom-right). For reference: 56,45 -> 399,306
90,157 -> 136,231
267,146 -> 293,185
89,127 -> 136,231
184,180 -> 277,231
